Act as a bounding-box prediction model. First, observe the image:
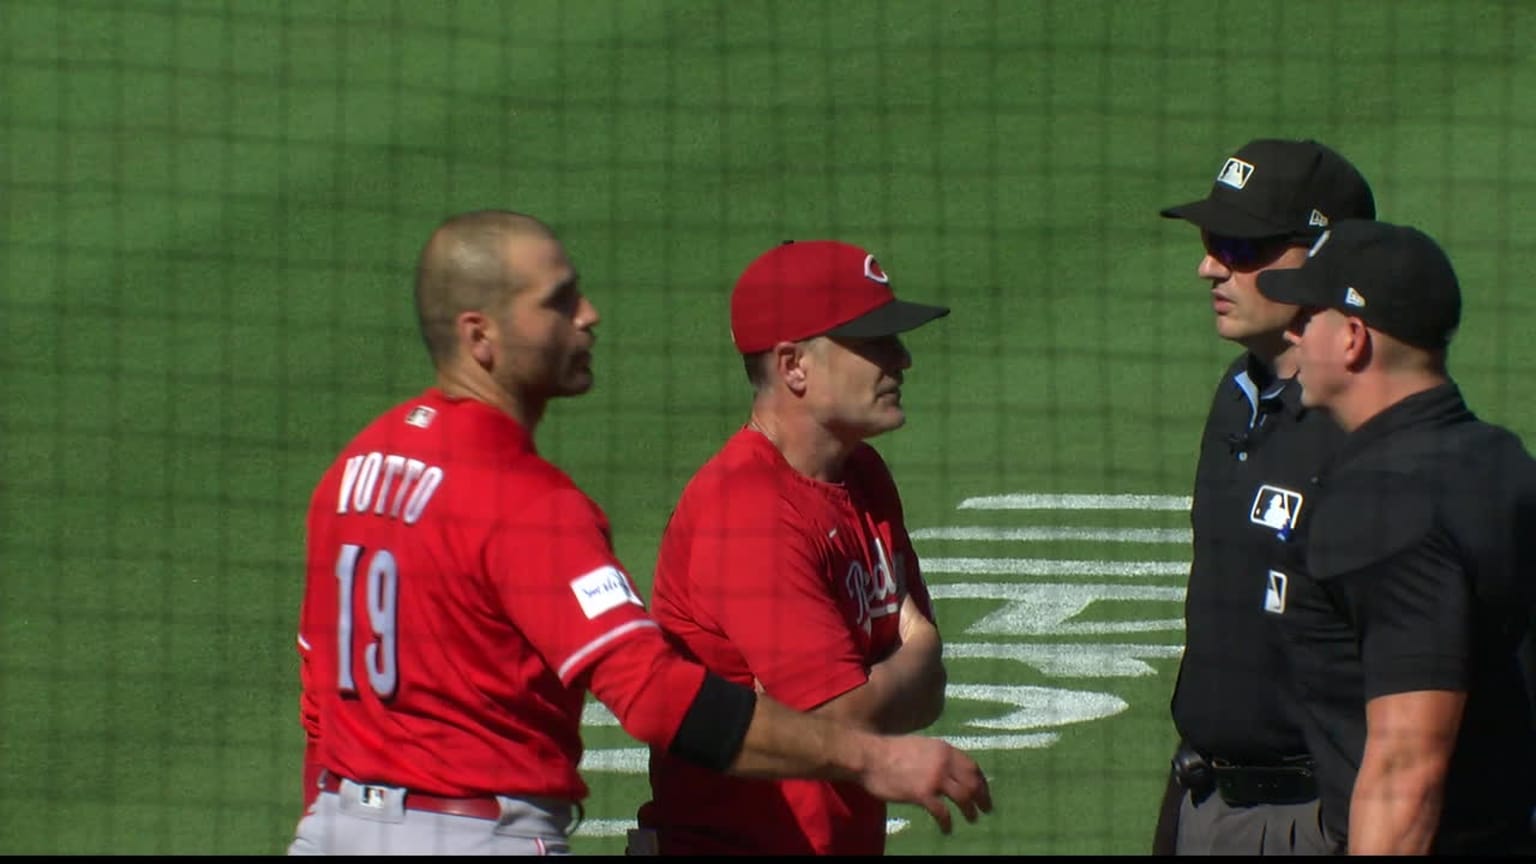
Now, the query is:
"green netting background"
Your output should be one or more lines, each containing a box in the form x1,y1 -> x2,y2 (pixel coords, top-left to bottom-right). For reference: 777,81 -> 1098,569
3,0 -> 1533,854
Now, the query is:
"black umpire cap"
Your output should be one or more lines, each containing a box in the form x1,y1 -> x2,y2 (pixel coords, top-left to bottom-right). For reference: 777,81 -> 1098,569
1257,219 -> 1462,350
1161,139 -> 1377,240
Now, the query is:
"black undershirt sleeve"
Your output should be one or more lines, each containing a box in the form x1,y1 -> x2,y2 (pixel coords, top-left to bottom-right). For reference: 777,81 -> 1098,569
668,671 -> 758,772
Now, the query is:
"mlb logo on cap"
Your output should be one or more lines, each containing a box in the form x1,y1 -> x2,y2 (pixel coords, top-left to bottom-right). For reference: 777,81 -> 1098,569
1217,157 -> 1255,189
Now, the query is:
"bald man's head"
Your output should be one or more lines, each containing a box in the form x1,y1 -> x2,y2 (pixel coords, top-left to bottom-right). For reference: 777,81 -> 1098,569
1372,327 -> 1448,376
414,210 -> 555,366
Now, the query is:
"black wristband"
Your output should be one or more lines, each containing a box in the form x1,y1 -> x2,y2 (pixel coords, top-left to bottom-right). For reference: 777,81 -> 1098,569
669,672 -> 757,772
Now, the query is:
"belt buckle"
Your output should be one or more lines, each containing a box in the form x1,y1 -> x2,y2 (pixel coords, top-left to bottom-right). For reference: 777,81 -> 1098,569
1213,762 -> 1316,807
357,784 -> 392,809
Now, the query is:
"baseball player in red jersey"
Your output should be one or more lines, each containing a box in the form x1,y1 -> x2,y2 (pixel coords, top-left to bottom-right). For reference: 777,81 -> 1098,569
635,240 -> 952,855
288,213 -> 991,855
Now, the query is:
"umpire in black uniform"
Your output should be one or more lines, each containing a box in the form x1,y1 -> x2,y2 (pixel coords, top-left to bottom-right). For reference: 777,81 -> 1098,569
1255,219 -> 1536,854
1153,139 -> 1376,854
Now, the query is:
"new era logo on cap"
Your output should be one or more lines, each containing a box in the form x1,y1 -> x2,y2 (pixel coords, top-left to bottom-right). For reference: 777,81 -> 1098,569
1344,286 -> 1367,308
1216,157 -> 1255,189
1308,209 -> 1329,227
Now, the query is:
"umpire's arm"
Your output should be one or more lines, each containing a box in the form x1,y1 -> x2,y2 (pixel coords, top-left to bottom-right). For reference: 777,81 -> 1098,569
1349,689 -> 1465,854
1327,507 -> 1470,855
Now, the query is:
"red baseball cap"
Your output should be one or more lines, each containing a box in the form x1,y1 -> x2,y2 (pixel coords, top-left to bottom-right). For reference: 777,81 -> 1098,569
729,240 -> 950,354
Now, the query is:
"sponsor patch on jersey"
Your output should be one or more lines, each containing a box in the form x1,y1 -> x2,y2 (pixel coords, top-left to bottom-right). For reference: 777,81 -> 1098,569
1250,484 -> 1303,532
1264,570 -> 1288,614
570,565 -> 644,619
405,405 -> 436,429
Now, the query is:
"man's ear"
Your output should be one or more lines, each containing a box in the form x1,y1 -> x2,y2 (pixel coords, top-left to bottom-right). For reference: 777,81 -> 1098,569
773,340 -> 809,396
458,310 -> 494,368
1344,316 -> 1373,371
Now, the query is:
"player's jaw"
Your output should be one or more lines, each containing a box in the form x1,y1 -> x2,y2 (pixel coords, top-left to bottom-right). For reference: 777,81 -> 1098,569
558,342 -> 596,396
825,335 -> 911,439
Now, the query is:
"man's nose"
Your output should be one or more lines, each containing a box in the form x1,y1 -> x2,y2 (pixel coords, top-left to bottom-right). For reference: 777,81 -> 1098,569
1197,253 -> 1230,281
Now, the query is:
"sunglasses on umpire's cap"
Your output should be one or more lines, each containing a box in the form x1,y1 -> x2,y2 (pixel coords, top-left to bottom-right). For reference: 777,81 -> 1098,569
1257,219 -> 1461,350
1161,138 -> 1377,243
729,240 -> 950,355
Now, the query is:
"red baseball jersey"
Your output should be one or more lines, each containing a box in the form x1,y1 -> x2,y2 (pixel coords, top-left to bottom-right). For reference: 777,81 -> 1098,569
638,428 -> 934,855
297,388 -> 667,801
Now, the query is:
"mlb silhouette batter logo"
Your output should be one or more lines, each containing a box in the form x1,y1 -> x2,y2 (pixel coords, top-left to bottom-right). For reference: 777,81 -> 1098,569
1249,484 -> 1303,533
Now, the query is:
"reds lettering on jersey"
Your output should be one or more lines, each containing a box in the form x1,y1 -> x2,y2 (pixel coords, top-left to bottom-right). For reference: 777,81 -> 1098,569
640,428 -> 934,855
297,389 -> 655,801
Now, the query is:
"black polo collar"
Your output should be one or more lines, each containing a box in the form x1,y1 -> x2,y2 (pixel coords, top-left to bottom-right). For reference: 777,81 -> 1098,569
1233,353 -> 1306,429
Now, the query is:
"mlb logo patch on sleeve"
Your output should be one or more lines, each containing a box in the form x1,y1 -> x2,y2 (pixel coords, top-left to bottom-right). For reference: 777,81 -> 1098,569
570,565 -> 644,619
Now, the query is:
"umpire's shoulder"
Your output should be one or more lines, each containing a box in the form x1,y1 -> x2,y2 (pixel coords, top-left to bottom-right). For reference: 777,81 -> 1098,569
1307,467 -> 1437,580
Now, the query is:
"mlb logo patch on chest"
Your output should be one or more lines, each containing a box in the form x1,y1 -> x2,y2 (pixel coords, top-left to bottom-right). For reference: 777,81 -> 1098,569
1250,484 -> 1303,532
1264,570 -> 1288,614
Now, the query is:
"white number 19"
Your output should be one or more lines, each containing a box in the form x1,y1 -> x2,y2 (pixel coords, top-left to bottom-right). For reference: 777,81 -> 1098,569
334,544 -> 398,699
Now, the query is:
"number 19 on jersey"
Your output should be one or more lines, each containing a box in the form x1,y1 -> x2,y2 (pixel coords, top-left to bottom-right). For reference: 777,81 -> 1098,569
335,544 -> 399,699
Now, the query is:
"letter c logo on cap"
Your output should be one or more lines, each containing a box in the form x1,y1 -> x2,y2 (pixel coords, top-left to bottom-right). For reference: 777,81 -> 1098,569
864,254 -> 889,284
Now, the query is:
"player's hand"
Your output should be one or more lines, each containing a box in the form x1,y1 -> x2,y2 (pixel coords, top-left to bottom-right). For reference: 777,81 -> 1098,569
859,735 -> 992,834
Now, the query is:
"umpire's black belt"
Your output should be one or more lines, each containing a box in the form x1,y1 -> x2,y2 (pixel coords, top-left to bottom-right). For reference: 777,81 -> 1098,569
1172,744 -> 1317,807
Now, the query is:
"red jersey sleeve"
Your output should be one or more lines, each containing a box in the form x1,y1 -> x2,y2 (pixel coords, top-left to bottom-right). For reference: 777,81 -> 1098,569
686,486 -> 868,711
484,485 -> 657,685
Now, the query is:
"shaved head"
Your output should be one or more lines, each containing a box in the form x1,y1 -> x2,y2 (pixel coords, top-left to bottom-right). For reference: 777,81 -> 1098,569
1373,328 -> 1448,375
414,210 -> 555,365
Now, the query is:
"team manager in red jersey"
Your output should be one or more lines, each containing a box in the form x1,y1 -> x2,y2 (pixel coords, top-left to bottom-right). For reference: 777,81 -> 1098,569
639,240 -> 952,855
